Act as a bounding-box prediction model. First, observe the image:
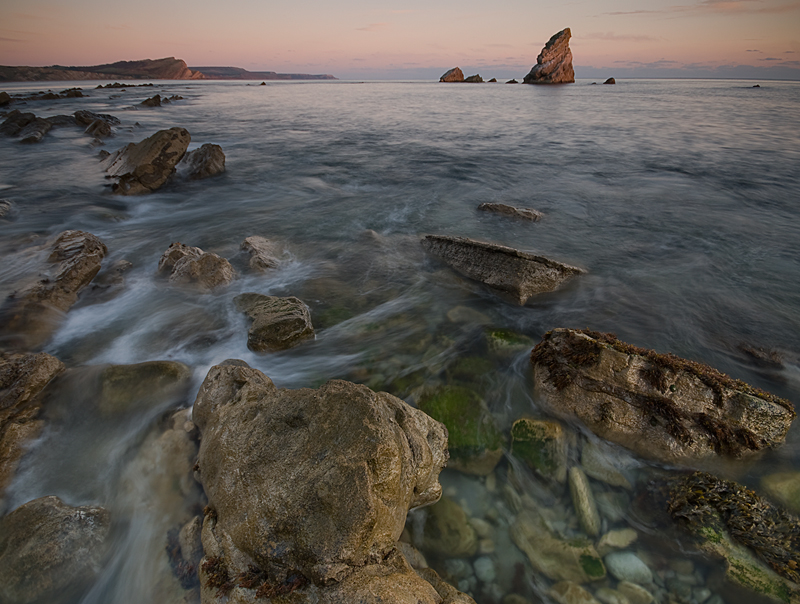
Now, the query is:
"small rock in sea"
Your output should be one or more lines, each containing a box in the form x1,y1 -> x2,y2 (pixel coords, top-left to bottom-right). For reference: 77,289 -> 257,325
74,110 -> 120,127
240,235 -> 281,271
753,84 -> 761,88
157,241 -> 236,290
469,517 -> 494,540
1,110 -> 36,137
260,81 -> 266,85
595,587 -> 631,604
84,119 -> 112,138
140,94 -> 162,107
580,439 -> 634,490
549,581 -> 601,604
103,127 -> 191,194
478,202 -> 543,222
464,74 -> 484,83
176,142 -> 226,180
506,79 -> 518,84
45,114 -> 78,128
97,360 -> 192,415
234,292 -> 315,352
488,78 -> 497,82
18,117 -> 52,143
0,198 -> 15,219
524,28 -> 575,84
569,466 -> 601,537
604,551 -> 653,585
0,91 -> 10,106
440,67 -> 465,82
736,342 -> 783,369
603,77 -> 616,85
473,556 -> 496,583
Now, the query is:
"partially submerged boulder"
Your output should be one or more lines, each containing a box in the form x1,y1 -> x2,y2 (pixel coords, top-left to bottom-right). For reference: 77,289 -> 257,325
98,360 -> 192,415
0,496 -> 111,604
478,202 -> 543,222
178,143 -> 226,180
0,110 -> 36,137
140,94 -> 163,107
464,74 -> 483,83
74,110 -> 120,127
510,417 -> 568,483
192,363 -> 448,589
440,67 -> 465,82
157,242 -> 236,291
0,230 -> 107,349
420,496 -> 478,558
102,127 -> 191,195
0,352 -> 64,496
531,329 -> 795,465
603,77 -> 616,85
523,28 -> 575,84
233,293 -> 315,352
240,235 -> 281,271
18,117 -> 52,143
421,235 -> 584,305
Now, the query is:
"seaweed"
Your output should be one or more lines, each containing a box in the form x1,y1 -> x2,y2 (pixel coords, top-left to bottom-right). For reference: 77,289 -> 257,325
201,556 -> 234,595
694,412 -> 762,456
669,471 -> 800,585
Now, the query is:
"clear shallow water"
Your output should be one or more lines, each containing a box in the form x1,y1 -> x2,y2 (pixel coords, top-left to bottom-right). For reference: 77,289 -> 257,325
1,78 -> 799,603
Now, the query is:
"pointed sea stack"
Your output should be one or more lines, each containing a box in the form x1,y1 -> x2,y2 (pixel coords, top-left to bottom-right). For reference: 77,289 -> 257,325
523,28 -> 575,84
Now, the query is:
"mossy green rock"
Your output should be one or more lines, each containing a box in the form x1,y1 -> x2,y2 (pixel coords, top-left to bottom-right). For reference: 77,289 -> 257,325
510,418 -> 568,482
421,496 -> 478,558
417,385 -> 505,476
486,328 -> 535,359
99,360 -> 192,415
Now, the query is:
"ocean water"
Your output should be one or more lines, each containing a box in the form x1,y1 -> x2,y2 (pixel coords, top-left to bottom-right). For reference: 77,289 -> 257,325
1,78 -> 799,603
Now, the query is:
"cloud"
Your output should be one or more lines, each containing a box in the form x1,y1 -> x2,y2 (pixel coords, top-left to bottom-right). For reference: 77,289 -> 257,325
601,0 -> 800,16
357,22 -> 389,32
583,31 -> 658,42
0,36 -> 24,42
786,50 -> 797,53
761,57 -> 780,60
781,60 -> 800,65
746,49 -> 761,52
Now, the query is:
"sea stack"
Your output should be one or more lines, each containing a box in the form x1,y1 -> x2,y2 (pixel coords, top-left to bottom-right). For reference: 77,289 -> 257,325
523,28 -> 575,84
439,67 -> 464,82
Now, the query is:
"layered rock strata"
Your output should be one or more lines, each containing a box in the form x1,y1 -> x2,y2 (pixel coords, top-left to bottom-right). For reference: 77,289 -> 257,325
523,28 -> 575,84
421,235 -> 584,305
531,329 -> 795,465
234,293 -> 315,352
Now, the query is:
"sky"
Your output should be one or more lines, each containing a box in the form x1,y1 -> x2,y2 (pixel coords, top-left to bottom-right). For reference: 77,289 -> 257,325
1,0 -> 799,80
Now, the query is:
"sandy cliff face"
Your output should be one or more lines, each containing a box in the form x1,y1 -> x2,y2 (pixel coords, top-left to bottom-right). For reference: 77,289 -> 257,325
0,57 -> 205,82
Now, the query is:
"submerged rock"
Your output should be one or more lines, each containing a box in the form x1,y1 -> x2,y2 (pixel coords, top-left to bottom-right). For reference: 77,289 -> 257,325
102,127 -> 190,195
0,230 -> 107,349
421,235 -> 584,305
416,385 -> 504,476
530,329 -> 796,465
192,363 -> 448,589
157,242 -> 236,291
98,360 -> 192,415
84,118 -> 112,139
549,581 -> 602,604
762,471 -> 800,514
478,202 -> 543,222
569,466 -> 601,537
234,293 -> 315,352
417,568 -> 477,603
177,143 -> 226,180
421,496 -> 479,558
240,235 -> 281,271
669,471 -> 800,603
510,417 -> 568,483
0,352 -> 64,496
440,67 -> 465,82
0,496 -> 111,604
523,28 -> 575,84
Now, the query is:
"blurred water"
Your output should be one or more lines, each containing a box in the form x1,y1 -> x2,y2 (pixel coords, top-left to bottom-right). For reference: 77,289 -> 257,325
1,78 -> 799,603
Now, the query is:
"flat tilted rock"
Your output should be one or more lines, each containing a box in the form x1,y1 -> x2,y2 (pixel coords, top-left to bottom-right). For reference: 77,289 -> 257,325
234,292 -> 314,351
440,67 -> 465,82
192,363 -> 448,590
531,329 -> 796,465
478,202 -> 543,222
421,235 -> 583,305
102,127 -> 190,195
523,28 -> 575,84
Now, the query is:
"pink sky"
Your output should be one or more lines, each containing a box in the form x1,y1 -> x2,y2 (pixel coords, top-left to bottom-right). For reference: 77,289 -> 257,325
1,0 -> 799,79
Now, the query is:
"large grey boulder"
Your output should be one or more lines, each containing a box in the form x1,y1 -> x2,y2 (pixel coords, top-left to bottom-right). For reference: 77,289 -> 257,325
0,496 -> 111,604
102,127 -> 190,194
234,293 -> 314,352
0,230 -> 107,349
523,28 -> 575,84
531,329 -> 796,465
192,363 -> 448,589
421,235 -> 583,305
0,352 -> 64,497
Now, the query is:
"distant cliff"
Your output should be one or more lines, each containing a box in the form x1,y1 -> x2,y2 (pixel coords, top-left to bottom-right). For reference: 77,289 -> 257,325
0,58 -> 337,82
190,66 -> 337,80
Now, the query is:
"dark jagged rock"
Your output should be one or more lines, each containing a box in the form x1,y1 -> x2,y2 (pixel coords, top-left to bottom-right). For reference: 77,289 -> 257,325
464,74 -> 483,83
140,94 -> 162,107
234,293 -> 315,352
0,91 -> 10,106
102,127 -> 190,194
523,28 -> 575,84
0,496 -> 111,604
506,79 -> 519,84
0,230 -> 107,349
421,235 -> 584,305
177,143 -> 226,180
603,77 -> 616,85
85,118 -> 112,138
488,78 -> 497,82
192,363 -> 448,593
531,328 -> 795,465
46,114 -> 78,127
477,202 -> 543,222
74,109 -> 120,126
439,67 -> 464,82
0,110 -> 35,136
18,117 -> 51,143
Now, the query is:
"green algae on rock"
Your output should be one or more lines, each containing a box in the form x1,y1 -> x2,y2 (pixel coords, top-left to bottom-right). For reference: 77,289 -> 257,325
510,418 -> 568,483
417,385 -> 505,476
530,328 -> 795,466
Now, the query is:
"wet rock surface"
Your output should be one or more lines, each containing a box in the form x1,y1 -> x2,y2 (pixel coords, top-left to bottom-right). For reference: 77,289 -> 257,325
192,362 -> 449,595
531,328 -> 795,465
523,28 -> 575,84
477,202 -> 543,222
234,293 -> 315,352
240,235 -> 281,271
157,242 -> 236,290
0,495 -> 111,604
102,126 -> 191,194
422,235 -> 584,305
178,143 -> 226,179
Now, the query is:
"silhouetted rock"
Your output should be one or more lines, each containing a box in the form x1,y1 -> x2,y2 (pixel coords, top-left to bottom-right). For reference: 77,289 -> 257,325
0,91 -> 10,106
84,119 -> 112,138
464,74 -> 483,83
140,94 -> 162,107
523,28 -> 575,84
488,78 -> 497,82
603,77 -> 616,85
506,79 -> 519,84
102,127 -> 190,194
440,67 -> 465,82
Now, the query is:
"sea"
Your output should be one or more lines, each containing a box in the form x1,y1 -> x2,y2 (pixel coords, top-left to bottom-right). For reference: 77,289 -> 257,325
0,78 -> 799,604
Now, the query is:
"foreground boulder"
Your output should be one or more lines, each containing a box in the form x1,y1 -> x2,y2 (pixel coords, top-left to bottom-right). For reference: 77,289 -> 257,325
234,293 -> 315,352
193,363 -> 449,598
523,28 -> 575,84
669,471 -> 800,603
157,242 -> 236,290
477,202 -> 543,222
0,230 -> 107,349
0,496 -> 111,604
0,352 -> 65,496
531,329 -> 795,465
440,67 -> 465,82
102,127 -> 191,194
421,235 -> 584,305
177,143 -> 226,179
